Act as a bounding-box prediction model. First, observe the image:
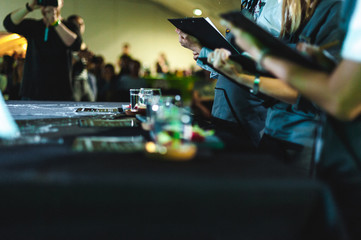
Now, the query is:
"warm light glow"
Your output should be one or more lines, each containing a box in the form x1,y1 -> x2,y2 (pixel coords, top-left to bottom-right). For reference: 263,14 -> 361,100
0,34 -> 21,44
145,142 -> 157,153
193,9 -> 203,16
0,33 -> 27,56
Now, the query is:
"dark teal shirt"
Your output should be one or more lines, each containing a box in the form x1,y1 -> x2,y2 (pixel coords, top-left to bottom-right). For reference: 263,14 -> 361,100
264,0 -> 345,147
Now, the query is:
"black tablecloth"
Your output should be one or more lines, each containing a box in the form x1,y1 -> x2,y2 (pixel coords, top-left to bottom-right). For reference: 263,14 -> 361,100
0,101 -> 347,240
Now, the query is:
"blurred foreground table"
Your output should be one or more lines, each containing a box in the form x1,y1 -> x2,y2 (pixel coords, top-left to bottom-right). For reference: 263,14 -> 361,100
0,101 -> 346,240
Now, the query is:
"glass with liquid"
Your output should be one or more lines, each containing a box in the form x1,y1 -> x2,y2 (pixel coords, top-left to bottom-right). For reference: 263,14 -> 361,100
129,89 -> 140,111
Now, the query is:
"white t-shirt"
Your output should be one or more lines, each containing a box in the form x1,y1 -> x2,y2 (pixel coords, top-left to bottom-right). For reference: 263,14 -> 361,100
342,0 -> 361,61
256,0 -> 282,37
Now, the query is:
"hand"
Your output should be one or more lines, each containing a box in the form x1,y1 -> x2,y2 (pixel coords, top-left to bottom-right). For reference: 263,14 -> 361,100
207,48 -> 244,80
29,0 -> 41,10
175,28 -> 203,54
296,42 -> 336,70
42,6 -> 60,26
193,51 -> 199,61
192,91 -> 201,106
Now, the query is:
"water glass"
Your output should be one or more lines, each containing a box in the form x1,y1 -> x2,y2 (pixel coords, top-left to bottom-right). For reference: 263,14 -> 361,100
129,89 -> 140,111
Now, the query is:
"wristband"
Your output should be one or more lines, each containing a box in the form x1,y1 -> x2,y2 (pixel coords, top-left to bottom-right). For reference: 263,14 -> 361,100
257,48 -> 271,71
26,3 -> 33,12
250,74 -> 260,95
51,20 -> 61,27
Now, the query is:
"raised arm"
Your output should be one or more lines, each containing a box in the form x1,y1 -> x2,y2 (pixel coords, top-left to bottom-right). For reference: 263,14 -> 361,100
261,56 -> 361,120
42,4 -> 78,47
54,21 -> 78,47
10,1 -> 40,25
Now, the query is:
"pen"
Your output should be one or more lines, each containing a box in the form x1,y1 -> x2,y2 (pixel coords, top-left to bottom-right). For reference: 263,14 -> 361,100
319,40 -> 339,50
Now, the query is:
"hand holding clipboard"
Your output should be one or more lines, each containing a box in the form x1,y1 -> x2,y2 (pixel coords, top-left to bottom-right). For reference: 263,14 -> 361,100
219,11 -> 331,72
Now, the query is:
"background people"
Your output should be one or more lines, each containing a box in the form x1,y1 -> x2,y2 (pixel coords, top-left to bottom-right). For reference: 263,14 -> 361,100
68,14 -> 96,102
156,52 -> 170,76
117,59 -> 147,91
97,63 -> 117,102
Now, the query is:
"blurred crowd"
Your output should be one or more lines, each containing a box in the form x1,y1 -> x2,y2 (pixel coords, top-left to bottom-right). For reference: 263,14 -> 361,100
0,53 -> 24,100
1,2 -> 213,119
0,42 -> 206,102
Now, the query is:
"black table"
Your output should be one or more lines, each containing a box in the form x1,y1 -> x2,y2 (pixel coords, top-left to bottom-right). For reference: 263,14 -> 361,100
0,101 -> 346,240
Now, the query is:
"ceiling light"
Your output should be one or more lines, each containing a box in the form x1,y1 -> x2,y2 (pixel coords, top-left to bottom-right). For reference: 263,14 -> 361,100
193,9 -> 202,16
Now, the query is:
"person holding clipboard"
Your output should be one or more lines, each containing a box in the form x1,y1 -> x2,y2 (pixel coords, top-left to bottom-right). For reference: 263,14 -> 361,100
207,0 -> 345,175
217,0 -> 361,238
175,0 -> 282,147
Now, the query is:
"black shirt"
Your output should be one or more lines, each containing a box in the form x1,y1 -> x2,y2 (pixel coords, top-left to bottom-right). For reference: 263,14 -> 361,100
3,14 -> 82,100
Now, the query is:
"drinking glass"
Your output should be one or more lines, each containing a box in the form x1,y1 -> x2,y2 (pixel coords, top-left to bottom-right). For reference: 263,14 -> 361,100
129,89 -> 140,111
141,88 -> 161,119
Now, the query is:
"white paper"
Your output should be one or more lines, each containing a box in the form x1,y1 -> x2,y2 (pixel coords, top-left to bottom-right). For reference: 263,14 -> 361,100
0,91 -> 20,139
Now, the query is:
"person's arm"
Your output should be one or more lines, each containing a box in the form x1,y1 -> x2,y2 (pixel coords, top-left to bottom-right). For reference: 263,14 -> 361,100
54,22 -> 78,47
236,73 -> 299,104
174,29 -> 220,79
261,55 -> 361,120
3,1 -> 40,37
208,48 -> 299,104
192,90 -> 212,118
223,21 -> 361,120
9,1 -> 40,25
43,6 -> 79,47
175,28 -> 203,60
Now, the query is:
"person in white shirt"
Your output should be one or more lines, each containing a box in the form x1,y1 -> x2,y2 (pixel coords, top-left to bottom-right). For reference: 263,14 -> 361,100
222,0 -> 361,238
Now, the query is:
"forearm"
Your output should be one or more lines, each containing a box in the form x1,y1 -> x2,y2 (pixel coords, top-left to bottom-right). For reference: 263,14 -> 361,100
327,60 -> 361,120
239,73 -> 299,104
10,6 -> 31,25
195,102 -> 212,118
263,56 -> 361,120
54,22 -> 78,47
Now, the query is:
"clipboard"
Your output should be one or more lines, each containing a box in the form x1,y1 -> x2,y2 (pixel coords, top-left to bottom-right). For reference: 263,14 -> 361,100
168,17 -> 240,55
220,11 -> 330,72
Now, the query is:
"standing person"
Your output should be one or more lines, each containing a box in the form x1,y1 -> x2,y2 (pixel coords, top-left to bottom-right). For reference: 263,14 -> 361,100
224,0 -> 361,238
156,52 -> 170,76
117,60 -> 147,91
98,63 -> 117,102
117,43 -> 132,78
67,14 -> 96,102
3,0 -> 82,101
175,0 -> 282,147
